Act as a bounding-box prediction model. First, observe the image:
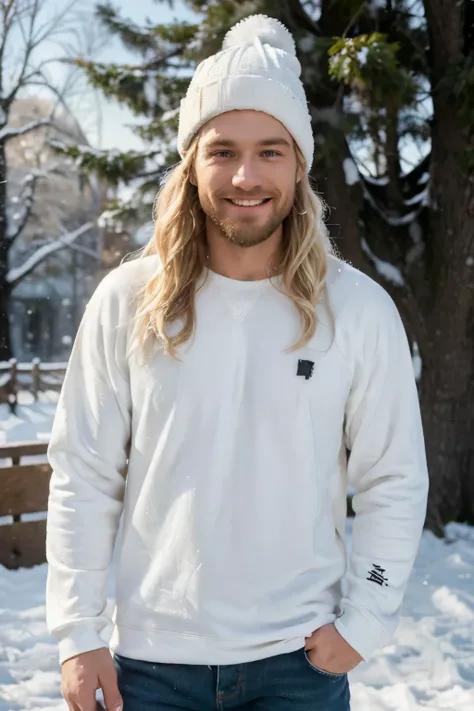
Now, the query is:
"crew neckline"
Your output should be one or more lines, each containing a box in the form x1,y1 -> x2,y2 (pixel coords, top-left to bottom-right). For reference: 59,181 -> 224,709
205,268 -> 278,291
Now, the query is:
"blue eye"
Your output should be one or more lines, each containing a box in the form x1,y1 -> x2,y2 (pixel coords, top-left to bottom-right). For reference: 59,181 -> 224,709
210,149 -> 280,158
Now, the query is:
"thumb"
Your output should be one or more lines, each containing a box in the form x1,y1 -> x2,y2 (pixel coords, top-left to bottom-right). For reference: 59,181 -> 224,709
304,629 -> 321,651
99,664 -> 123,711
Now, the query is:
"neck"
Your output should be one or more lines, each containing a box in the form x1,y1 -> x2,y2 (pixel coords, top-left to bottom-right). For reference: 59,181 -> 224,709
206,220 -> 283,281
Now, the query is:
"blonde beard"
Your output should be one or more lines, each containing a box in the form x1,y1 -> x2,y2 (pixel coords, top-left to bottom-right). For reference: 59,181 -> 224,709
208,200 -> 293,248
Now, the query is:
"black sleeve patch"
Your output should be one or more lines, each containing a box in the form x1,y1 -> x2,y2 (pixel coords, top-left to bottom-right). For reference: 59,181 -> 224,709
367,564 -> 388,587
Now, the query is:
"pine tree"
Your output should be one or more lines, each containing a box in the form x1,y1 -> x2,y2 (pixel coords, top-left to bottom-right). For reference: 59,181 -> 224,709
64,0 -> 474,534
52,1 -> 198,223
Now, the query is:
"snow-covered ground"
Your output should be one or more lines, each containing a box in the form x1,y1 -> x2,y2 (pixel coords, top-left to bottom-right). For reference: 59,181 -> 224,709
0,392 -> 58,444
1,399 -> 474,710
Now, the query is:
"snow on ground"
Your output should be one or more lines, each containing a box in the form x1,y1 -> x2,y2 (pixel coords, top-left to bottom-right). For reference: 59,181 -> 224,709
1,523 -> 473,710
1,400 -> 474,709
0,392 -> 58,444
348,522 -> 474,709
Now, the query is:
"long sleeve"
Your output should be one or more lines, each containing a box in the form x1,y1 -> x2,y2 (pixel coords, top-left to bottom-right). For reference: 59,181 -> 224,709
333,293 -> 429,663
46,272 -> 131,664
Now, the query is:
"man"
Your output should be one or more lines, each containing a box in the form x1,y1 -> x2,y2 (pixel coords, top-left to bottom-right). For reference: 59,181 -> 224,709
46,14 -> 429,711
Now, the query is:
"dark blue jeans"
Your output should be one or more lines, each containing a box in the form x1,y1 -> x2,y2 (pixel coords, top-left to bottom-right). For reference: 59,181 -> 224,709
114,648 -> 351,710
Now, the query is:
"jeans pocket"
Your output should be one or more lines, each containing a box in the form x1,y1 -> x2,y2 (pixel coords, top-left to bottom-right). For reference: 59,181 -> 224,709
303,649 -> 347,680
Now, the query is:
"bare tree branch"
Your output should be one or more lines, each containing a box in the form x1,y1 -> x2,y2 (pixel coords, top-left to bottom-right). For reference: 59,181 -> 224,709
5,0 -> 81,107
342,0 -> 367,38
68,241 -> 101,261
283,0 -> 321,35
19,55 -> 70,84
30,0 -> 78,47
4,0 -> 41,108
26,76 -> 87,143
0,1 -> 18,90
0,117 -> 51,142
7,222 -> 94,288
7,174 -> 38,244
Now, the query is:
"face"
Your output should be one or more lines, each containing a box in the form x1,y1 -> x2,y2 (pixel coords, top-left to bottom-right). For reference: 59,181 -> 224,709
193,110 -> 301,248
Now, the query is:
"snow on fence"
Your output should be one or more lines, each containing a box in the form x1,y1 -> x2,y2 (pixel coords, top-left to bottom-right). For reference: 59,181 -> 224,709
0,440 -> 51,569
0,358 -> 67,412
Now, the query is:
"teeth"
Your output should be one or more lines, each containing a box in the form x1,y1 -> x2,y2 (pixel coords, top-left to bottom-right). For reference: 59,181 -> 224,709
230,199 -> 266,206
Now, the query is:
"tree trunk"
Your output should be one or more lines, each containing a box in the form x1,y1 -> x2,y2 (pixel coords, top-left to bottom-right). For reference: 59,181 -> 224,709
0,117 -> 12,361
0,284 -> 12,361
292,2 -> 370,273
419,0 -> 474,532
421,371 -> 474,534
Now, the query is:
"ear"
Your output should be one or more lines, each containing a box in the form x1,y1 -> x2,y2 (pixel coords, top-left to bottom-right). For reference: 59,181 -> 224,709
189,165 -> 197,186
296,166 -> 303,184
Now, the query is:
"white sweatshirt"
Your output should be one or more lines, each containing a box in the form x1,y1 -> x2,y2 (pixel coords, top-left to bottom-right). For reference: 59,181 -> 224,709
46,254 -> 429,666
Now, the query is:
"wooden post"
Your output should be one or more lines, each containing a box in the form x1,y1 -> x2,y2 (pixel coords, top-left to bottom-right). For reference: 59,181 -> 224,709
32,358 -> 41,400
12,448 -> 21,524
8,358 -> 17,414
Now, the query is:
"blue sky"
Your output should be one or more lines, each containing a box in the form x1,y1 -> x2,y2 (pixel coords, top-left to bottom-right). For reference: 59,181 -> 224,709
33,0 -> 199,151
86,0 -> 198,150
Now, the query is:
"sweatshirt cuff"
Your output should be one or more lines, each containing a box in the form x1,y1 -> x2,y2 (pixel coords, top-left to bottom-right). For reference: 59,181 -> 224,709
333,604 -> 393,662
57,625 -> 110,665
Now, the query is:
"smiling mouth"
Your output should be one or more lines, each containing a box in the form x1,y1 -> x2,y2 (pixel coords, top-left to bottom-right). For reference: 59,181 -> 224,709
225,198 -> 272,207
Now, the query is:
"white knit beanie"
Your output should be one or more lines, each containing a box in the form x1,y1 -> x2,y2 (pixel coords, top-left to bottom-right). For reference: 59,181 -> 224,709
177,15 -> 314,171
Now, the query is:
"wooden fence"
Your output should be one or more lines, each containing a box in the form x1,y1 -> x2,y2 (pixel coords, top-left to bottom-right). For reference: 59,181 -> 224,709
0,441 -> 51,569
0,359 -> 66,412
1,441 -> 111,709
0,438 -> 355,571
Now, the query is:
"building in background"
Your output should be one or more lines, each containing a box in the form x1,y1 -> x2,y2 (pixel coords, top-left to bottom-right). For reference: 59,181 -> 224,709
7,98 -> 107,361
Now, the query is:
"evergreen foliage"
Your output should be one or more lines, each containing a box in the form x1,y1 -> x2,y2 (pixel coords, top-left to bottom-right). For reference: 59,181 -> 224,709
66,0 -> 474,531
60,0 -> 439,219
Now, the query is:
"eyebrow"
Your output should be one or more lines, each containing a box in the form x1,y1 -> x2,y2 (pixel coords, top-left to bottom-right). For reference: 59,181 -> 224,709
203,137 -> 292,150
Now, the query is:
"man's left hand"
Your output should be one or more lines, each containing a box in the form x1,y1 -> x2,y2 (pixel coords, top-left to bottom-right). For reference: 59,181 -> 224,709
304,623 -> 363,675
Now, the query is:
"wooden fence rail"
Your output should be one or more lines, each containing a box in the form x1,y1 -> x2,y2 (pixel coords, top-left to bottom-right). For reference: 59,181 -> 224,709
0,359 -> 67,412
1,441 -> 111,708
0,441 -> 51,569
0,438 -> 356,571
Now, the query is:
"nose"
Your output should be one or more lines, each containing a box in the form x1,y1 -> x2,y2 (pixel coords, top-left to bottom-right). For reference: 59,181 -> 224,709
232,160 -> 261,191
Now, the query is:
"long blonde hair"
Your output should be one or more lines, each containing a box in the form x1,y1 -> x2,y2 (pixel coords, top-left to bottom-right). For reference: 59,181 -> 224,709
134,138 -> 333,357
